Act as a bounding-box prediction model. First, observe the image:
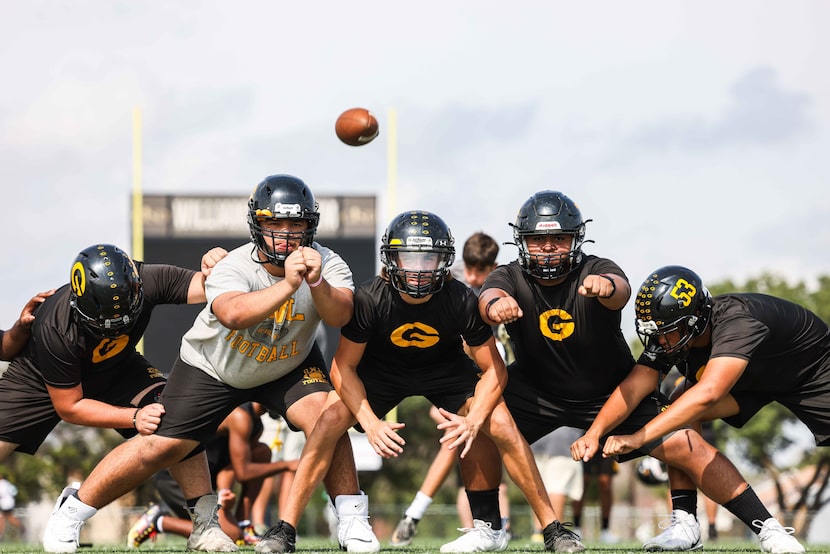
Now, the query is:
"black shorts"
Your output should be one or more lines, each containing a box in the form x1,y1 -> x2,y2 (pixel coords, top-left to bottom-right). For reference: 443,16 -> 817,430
357,360 -> 479,427
727,387 -> 830,446
583,455 -> 618,476
0,353 -> 165,454
503,366 -> 671,461
157,344 -> 331,443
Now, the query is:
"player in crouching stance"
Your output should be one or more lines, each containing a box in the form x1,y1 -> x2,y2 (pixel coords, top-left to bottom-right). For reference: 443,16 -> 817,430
596,265 -> 811,553
256,211 -> 580,554
45,175 -> 377,553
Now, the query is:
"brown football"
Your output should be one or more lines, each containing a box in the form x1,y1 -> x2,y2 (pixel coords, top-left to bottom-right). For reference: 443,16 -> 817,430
335,108 -> 379,146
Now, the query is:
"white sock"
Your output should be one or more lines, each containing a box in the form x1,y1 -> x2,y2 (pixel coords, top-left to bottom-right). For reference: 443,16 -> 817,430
404,491 -> 432,520
157,516 -> 165,533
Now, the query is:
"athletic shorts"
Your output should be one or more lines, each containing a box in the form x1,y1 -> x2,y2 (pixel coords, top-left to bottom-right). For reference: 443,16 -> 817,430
157,344 -> 331,444
0,353 -> 165,454
503,366 -> 671,461
727,388 -> 830,446
536,455 -> 584,500
583,455 -> 618,476
355,361 -> 479,431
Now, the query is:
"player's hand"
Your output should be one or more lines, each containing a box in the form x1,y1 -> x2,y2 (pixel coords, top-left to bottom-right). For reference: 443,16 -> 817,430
484,296 -> 523,324
217,488 -> 237,510
578,274 -> 614,299
602,433 -> 642,456
19,289 -> 56,328
282,250 -> 308,290
299,246 -> 323,288
365,419 -> 406,458
571,432 -> 601,462
201,247 -> 228,276
435,407 -> 479,459
134,403 -> 165,435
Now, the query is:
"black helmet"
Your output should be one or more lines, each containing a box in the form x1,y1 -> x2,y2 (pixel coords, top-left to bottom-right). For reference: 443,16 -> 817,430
69,244 -> 143,338
248,174 -> 320,267
510,190 -> 588,279
635,456 -> 669,486
635,265 -> 712,364
380,211 -> 455,298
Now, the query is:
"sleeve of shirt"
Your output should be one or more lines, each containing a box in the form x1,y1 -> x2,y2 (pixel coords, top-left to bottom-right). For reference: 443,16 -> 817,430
709,301 -> 769,361
319,245 -> 355,292
460,287 -> 493,348
141,264 -> 198,305
340,284 -> 374,343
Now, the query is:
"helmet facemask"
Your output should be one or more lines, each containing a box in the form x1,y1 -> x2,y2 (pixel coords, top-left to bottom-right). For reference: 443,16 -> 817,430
510,190 -> 589,280
515,229 -> 585,280
249,214 -> 317,267
380,211 -> 456,299
636,315 -> 701,365
385,249 -> 453,298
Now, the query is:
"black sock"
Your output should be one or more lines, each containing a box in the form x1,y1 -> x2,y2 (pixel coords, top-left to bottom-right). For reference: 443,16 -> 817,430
723,486 -> 771,535
573,514 -> 582,527
466,489 -> 501,530
670,489 -> 698,516
601,517 -> 610,530
185,496 -> 202,511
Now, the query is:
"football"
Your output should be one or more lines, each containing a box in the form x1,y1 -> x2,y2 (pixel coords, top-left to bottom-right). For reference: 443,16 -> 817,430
335,108 -> 379,146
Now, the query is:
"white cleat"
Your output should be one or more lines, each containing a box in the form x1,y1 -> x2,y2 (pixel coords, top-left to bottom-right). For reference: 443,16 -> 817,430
334,492 -> 380,553
755,518 -> 805,554
43,491 -> 97,554
643,510 -> 702,551
440,519 -> 509,553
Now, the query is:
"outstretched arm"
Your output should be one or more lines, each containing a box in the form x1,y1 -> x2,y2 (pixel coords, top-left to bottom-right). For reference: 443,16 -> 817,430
602,358 -> 745,456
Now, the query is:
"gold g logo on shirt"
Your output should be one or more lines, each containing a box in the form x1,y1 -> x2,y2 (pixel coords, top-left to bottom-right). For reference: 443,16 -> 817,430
92,336 -> 130,363
390,322 -> 440,348
539,308 -> 575,341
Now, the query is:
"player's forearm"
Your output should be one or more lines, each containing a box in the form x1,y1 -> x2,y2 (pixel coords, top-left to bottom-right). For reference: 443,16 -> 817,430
311,286 -> 354,327
234,460 -> 296,483
58,399 -> 139,429
214,282 -> 297,329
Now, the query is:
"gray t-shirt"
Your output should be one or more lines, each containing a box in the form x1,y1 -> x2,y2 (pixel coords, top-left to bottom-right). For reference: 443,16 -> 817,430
180,243 -> 353,388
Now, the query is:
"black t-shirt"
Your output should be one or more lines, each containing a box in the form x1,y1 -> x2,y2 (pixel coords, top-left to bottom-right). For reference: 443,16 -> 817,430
482,257 -> 635,401
639,293 -> 830,393
4,263 -> 195,392
341,276 -> 493,378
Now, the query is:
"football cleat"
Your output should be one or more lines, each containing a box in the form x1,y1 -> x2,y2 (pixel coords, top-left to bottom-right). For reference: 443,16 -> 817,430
643,510 -> 702,551
440,519 -> 508,553
754,518 -> 805,554
390,516 -> 418,547
127,503 -> 164,548
543,521 -> 585,553
255,520 -> 296,554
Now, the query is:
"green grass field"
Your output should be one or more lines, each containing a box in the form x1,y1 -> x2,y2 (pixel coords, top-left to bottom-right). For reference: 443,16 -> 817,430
2,538 -> 829,554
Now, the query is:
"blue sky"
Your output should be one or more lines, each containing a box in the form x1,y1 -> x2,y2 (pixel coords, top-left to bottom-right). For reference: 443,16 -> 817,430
2,1 -> 829,338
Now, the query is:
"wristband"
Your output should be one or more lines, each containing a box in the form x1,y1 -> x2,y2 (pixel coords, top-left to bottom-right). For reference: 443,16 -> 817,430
308,274 -> 324,288
132,408 -> 140,429
599,274 -> 617,299
485,297 -> 500,319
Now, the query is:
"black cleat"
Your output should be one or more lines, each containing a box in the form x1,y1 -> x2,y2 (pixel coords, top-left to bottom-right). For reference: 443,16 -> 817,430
543,521 -> 585,553
255,520 -> 297,554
